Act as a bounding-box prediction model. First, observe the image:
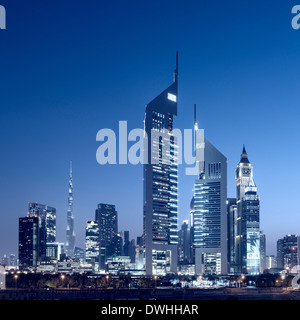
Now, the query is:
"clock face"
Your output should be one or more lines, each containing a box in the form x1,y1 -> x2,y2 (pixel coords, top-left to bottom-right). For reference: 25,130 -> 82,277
242,168 -> 250,176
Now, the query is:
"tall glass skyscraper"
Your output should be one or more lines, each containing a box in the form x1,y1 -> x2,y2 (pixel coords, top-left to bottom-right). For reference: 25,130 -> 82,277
95,203 -> 118,270
65,162 -> 75,257
235,146 -> 260,274
143,53 -> 178,276
19,216 -> 39,270
28,202 -> 56,260
193,139 -> 228,275
85,221 -> 100,270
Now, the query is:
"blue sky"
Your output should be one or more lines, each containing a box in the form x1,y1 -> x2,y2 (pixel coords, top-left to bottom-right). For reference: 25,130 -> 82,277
0,0 -> 300,258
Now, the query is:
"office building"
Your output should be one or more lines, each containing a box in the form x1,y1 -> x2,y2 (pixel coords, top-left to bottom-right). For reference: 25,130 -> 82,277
95,203 -> 118,269
178,220 -> 191,265
227,198 -> 237,272
18,216 -> 39,269
0,265 -> 5,289
85,221 -> 100,270
28,202 -> 56,259
193,138 -> 228,275
277,235 -> 298,270
235,146 -> 260,274
143,53 -> 179,275
260,232 -> 266,273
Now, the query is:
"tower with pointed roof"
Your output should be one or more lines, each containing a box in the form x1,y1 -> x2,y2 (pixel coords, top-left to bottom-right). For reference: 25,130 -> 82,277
235,146 -> 260,274
65,162 -> 75,257
143,53 -> 178,276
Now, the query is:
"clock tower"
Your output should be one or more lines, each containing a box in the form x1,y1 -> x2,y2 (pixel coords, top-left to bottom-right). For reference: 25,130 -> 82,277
236,145 -> 253,201
235,145 -> 254,273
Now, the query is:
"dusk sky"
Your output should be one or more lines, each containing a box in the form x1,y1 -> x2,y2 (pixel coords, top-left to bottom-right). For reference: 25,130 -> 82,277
1,0 -> 300,258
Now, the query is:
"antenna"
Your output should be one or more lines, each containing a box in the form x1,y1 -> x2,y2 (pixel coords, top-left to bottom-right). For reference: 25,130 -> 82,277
174,51 -> 178,83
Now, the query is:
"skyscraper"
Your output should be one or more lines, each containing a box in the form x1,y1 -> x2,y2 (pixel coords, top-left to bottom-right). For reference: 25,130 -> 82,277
260,231 -> 266,273
85,221 -> 100,270
143,53 -> 178,276
235,147 -> 260,274
95,203 -> 118,270
65,162 -> 75,257
28,202 -> 56,259
277,235 -> 298,270
193,139 -> 228,275
178,220 -> 191,265
227,198 -> 237,272
18,216 -> 39,270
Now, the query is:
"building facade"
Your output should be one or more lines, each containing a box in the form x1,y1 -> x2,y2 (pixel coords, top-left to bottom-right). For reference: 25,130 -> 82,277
193,138 -> 228,275
277,235 -> 298,270
28,202 -> 56,260
235,146 -> 260,274
143,53 -> 179,276
85,221 -> 100,270
18,216 -> 39,269
95,203 -> 118,270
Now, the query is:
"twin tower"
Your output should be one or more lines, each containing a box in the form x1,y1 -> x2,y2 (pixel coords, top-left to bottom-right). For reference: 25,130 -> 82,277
143,53 -> 260,276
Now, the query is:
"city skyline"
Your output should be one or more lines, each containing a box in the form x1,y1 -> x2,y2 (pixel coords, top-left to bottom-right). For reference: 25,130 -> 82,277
2,0 -> 300,260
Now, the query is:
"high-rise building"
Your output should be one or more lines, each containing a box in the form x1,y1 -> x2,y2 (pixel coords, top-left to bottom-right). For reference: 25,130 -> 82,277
277,235 -> 298,270
9,253 -> 16,266
123,231 -> 130,256
18,216 -> 39,270
1,254 -> 8,266
235,146 -> 260,274
143,53 -> 179,276
260,231 -> 266,273
0,265 -> 5,289
109,233 -> 123,257
28,202 -> 56,259
227,198 -> 237,273
85,221 -> 100,270
193,138 -> 228,275
95,203 -> 118,269
74,247 -> 85,262
65,162 -> 75,258
265,255 -> 277,270
178,220 -> 191,265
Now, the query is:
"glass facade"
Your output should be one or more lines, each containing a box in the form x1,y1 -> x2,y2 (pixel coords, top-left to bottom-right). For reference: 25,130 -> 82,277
28,202 -> 56,260
85,221 -> 100,270
95,203 -> 118,270
235,147 -> 261,274
143,53 -> 178,275
18,216 -> 39,269
193,139 -> 228,275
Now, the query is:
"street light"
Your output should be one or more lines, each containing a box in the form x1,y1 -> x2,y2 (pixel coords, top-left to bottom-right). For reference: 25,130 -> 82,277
106,275 -> 109,288
281,275 -> 286,289
14,274 -> 18,289
154,276 -> 158,288
61,274 -> 65,288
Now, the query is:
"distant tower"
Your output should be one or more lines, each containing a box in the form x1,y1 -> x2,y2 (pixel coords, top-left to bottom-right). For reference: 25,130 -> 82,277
95,203 -> 118,270
65,162 -> 75,257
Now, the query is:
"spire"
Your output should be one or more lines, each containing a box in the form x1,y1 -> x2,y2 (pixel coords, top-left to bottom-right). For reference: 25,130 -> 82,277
174,51 -> 178,84
240,144 -> 250,164
194,103 -> 198,131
